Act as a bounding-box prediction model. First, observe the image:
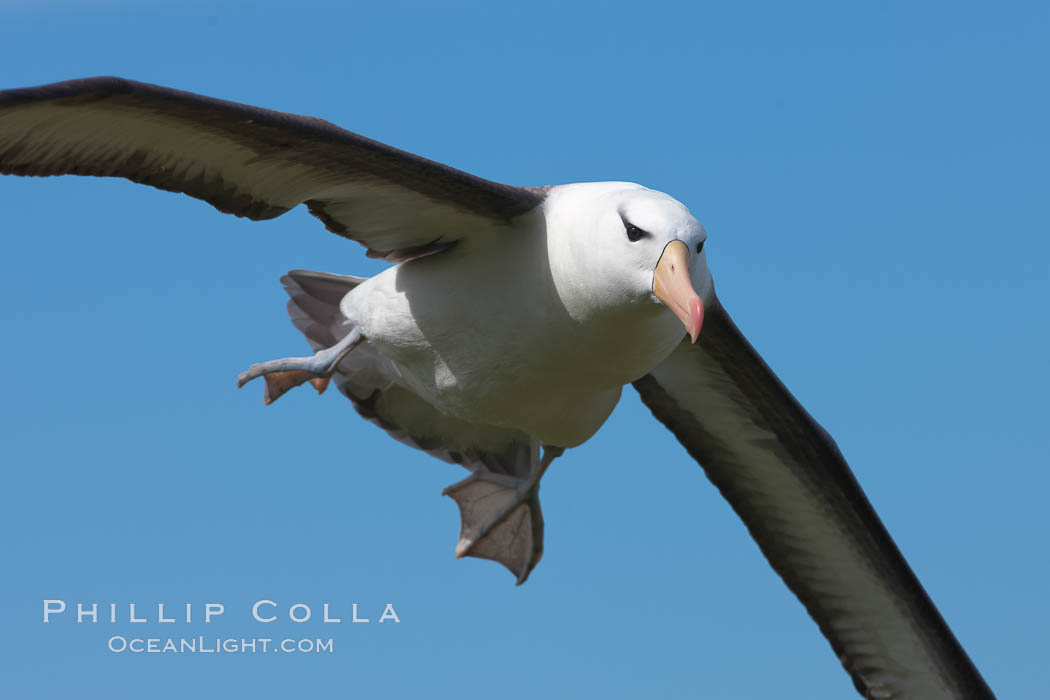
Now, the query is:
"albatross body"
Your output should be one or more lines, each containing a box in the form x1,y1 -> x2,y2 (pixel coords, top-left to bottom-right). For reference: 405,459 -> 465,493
342,181 -> 703,448
0,77 -> 993,699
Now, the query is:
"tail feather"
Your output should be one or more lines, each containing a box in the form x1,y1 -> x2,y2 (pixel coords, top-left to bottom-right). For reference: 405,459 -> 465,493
281,269 -> 365,350
283,269 -> 367,305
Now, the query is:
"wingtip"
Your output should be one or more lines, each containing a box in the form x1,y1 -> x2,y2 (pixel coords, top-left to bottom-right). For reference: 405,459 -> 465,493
454,537 -> 474,559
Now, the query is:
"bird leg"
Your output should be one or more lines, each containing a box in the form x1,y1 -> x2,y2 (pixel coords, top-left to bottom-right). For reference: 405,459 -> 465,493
443,445 -> 565,584
237,329 -> 363,405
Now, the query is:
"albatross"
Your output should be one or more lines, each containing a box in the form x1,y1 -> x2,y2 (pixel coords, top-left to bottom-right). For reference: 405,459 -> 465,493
0,77 -> 993,699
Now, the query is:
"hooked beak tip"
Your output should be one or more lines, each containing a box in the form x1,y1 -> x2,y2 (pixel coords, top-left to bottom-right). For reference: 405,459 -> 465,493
688,297 -> 704,344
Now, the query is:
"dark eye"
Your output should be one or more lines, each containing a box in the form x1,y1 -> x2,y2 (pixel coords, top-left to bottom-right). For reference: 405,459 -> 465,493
624,221 -> 649,242
696,240 -> 705,254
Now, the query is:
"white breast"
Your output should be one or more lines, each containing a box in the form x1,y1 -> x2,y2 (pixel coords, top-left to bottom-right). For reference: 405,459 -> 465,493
341,214 -> 685,447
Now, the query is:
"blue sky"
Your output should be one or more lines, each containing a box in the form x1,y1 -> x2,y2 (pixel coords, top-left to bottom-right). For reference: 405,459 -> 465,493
1,1 -> 1046,698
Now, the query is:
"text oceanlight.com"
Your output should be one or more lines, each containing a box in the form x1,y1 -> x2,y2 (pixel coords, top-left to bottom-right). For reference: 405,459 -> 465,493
107,636 -> 334,654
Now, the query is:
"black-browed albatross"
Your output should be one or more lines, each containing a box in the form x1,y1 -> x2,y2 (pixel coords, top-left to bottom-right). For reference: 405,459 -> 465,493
0,77 -> 993,700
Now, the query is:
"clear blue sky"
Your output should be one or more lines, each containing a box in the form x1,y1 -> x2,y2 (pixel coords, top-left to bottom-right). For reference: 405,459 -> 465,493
1,1 -> 1046,698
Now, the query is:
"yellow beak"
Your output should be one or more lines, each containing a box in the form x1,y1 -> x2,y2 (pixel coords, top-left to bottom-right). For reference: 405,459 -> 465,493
653,240 -> 704,343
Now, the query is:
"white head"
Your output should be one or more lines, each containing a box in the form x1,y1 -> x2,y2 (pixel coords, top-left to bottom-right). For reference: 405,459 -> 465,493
544,182 -> 713,341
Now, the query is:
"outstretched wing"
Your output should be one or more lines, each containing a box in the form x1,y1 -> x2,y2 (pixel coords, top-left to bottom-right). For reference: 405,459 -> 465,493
633,300 -> 993,700
0,77 -> 546,261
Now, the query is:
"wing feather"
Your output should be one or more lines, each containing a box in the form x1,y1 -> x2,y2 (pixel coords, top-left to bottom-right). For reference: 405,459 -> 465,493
633,300 -> 993,700
0,77 -> 546,260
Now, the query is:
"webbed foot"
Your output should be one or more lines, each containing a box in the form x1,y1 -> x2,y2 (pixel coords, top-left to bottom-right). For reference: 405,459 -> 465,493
443,446 -> 564,584
237,329 -> 360,404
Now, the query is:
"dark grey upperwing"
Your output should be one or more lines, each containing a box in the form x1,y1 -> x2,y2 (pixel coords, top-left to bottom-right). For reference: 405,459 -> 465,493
0,77 -> 546,261
633,300 -> 993,700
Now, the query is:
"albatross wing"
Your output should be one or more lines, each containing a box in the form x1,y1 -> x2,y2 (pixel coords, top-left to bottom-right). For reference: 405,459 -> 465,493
633,300 -> 993,700
0,77 -> 546,261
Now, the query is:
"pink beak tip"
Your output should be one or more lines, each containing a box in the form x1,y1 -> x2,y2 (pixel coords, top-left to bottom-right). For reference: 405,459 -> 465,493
689,297 -> 704,344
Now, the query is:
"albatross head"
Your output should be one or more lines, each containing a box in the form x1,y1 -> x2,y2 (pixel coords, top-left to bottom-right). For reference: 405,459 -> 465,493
544,182 -> 712,343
